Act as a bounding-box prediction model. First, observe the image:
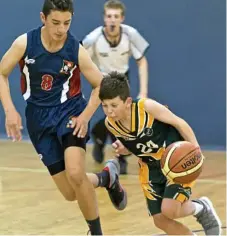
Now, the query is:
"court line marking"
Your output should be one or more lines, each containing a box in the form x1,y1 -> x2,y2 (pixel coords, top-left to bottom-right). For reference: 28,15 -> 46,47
0,166 -> 225,185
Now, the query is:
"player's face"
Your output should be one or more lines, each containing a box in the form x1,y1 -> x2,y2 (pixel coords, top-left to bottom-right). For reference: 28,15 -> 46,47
104,8 -> 124,36
102,96 -> 132,122
40,10 -> 72,41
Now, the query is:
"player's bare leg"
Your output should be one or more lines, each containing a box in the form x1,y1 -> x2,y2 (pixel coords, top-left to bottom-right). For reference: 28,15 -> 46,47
52,170 -> 77,201
88,159 -> 127,210
52,159 -> 127,206
51,158 -> 126,234
161,198 -> 221,235
64,146 -> 102,235
153,213 -> 194,235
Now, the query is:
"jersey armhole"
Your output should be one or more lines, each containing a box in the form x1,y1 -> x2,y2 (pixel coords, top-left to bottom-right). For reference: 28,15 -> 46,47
20,33 -> 28,60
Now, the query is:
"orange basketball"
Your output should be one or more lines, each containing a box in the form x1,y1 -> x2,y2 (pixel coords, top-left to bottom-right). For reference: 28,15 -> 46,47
160,141 -> 204,184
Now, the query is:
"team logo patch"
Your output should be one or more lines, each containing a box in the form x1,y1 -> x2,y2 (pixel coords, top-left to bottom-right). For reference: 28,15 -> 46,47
60,60 -> 75,74
143,127 -> 153,136
25,58 -> 35,65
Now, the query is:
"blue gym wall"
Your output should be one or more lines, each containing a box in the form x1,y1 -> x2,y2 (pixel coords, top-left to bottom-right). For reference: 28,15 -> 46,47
0,0 -> 225,149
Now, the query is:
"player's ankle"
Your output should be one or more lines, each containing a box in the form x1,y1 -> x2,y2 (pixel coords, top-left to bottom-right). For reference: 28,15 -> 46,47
193,202 -> 204,215
96,169 -> 110,188
86,217 -> 102,235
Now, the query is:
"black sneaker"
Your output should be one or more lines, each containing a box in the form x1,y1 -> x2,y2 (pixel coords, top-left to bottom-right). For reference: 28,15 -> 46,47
104,159 -> 127,210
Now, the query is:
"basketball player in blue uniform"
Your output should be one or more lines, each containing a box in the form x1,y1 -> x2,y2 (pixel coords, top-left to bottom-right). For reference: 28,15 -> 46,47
96,71 -> 222,235
0,1 -> 127,235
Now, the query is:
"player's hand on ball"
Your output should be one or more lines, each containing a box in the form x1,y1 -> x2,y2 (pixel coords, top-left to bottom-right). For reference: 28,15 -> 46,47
112,140 -> 131,156
5,109 -> 23,142
67,116 -> 88,138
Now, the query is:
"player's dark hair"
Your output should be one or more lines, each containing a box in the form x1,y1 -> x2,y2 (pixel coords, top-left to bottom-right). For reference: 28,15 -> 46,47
104,0 -> 126,16
99,71 -> 130,102
42,0 -> 74,17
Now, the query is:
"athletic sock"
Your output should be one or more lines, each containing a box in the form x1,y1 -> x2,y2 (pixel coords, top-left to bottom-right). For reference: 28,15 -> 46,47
86,217 -> 102,235
96,168 -> 110,188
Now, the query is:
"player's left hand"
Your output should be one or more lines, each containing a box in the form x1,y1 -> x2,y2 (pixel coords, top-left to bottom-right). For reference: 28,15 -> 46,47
67,116 -> 88,138
112,140 -> 131,156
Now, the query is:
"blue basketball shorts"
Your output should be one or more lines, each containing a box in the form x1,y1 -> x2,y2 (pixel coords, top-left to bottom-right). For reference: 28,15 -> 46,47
25,94 -> 89,168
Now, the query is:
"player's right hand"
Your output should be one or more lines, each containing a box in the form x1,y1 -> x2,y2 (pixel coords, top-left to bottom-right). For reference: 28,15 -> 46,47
5,109 -> 23,142
112,140 -> 131,156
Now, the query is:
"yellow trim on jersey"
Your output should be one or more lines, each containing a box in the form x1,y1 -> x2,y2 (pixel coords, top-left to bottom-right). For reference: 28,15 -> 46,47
106,118 -> 135,138
146,112 -> 154,128
131,102 -> 136,132
138,158 -> 149,184
116,121 -> 130,134
139,159 -> 161,201
137,99 -> 147,135
138,147 -> 165,160
105,119 -> 121,137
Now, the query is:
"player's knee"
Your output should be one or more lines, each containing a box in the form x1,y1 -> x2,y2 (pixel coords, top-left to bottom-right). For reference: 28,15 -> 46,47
161,204 -> 180,219
67,169 -> 86,186
153,213 -> 169,230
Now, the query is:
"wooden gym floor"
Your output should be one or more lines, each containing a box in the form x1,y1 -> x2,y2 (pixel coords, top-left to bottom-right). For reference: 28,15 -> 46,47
0,140 -> 226,235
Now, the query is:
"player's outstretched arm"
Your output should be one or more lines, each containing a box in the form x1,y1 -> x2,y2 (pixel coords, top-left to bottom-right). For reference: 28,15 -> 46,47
136,56 -> 148,98
71,45 -> 103,138
144,98 -> 199,147
0,34 -> 27,141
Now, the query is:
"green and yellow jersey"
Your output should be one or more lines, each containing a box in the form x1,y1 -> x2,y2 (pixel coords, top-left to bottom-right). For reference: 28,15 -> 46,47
105,98 -> 183,162
106,98 -> 193,209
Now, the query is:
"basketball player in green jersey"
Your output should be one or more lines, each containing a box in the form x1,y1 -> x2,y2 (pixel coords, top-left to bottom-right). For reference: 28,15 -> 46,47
96,71 -> 221,235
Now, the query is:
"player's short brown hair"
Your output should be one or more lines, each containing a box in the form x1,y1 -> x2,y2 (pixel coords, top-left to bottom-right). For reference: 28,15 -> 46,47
104,0 -> 126,16
42,0 -> 74,17
99,71 -> 130,102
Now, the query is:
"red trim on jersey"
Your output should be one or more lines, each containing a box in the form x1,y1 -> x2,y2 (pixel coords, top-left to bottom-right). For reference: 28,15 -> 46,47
19,59 -> 27,95
68,67 -> 81,97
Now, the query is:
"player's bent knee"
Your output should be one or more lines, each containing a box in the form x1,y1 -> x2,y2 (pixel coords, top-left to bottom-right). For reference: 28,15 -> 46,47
161,200 -> 181,219
153,213 -> 170,230
161,209 -> 178,219
67,169 -> 86,186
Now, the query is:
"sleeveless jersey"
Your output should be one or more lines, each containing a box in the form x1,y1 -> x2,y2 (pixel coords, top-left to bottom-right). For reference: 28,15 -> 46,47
105,98 -> 183,162
19,26 -> 81,106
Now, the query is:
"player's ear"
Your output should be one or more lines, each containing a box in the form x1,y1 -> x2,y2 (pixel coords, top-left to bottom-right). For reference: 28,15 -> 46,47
121,15 -> 125,23
125,97 -> 132,108
40,12 -> 46,25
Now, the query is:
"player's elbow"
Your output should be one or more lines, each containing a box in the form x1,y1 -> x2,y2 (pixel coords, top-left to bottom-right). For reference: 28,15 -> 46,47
172,117 -> 189,132
136,56 -> 147,66
0,73 -> 9,89
0,70 -> 8,79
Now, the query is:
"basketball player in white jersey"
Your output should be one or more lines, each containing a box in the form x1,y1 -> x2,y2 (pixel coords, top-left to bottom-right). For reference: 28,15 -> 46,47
82,0 -> 150,173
